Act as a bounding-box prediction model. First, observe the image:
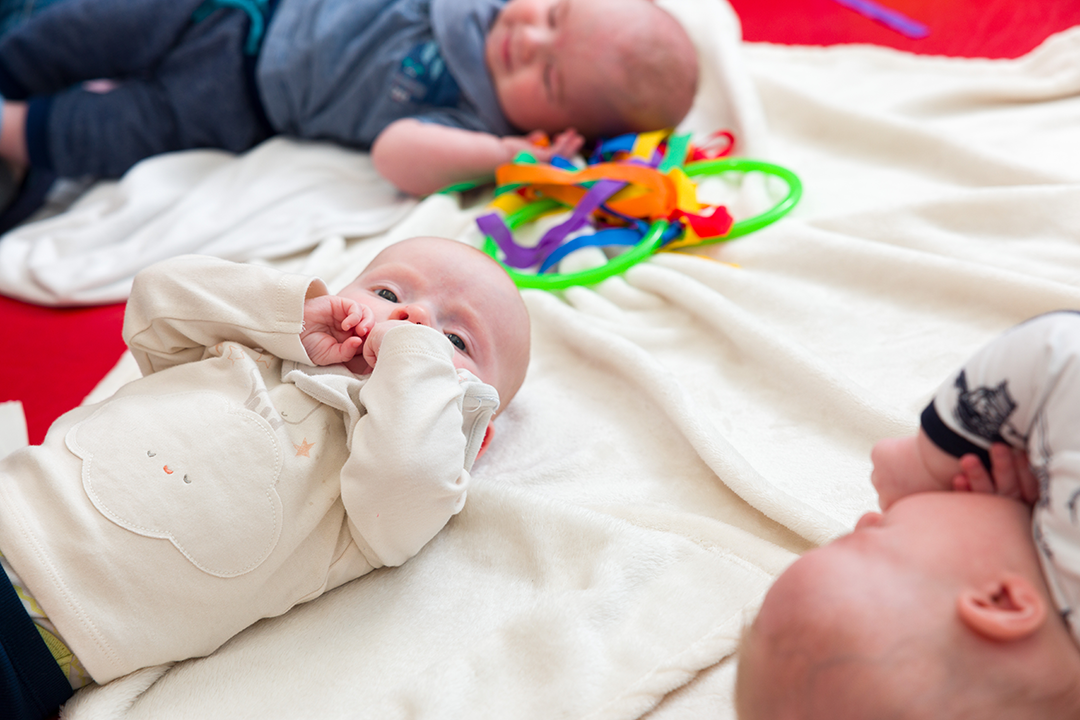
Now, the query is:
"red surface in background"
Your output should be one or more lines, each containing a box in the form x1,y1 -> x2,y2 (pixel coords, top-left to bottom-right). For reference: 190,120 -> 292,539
729,0 -> 1080,58
2,0 -> 1079,445
1,296 -> 128,443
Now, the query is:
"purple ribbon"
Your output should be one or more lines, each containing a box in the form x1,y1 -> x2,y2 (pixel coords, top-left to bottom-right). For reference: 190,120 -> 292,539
478,178 -> 627,269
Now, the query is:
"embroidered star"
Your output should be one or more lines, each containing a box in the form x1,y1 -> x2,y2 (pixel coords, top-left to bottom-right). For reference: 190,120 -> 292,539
222,344 -> 245,366
254,351 -> 273,369
294,439 -> 315,458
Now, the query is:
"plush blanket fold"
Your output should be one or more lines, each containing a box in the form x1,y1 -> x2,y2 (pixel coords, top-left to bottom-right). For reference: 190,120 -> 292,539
0,8 -> 1073,720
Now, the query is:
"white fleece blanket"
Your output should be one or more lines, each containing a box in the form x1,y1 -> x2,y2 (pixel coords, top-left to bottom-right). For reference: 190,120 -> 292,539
0,1 -> 1076,718
0,141 -> 416,305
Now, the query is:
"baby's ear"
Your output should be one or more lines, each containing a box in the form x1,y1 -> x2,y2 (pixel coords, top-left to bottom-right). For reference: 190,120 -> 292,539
956,573 -> 1047,641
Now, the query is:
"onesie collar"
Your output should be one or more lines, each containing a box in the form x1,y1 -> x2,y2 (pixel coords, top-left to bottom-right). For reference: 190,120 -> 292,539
430,0 -> 514,136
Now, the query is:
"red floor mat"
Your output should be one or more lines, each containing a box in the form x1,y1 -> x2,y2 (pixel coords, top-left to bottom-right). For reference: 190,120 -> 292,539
729,0 -> 1080,58
0,296 -> 127,444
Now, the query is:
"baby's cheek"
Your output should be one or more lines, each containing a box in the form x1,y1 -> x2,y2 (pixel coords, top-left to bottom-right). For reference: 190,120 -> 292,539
451,356 -> 480,381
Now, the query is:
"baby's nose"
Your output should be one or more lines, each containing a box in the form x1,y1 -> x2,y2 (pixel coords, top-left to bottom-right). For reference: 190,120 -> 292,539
519,24 -> 552,63
390,304 -> 430,327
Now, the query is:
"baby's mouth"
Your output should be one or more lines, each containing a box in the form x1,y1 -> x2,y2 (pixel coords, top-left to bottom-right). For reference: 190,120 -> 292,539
501,32 -> 511,72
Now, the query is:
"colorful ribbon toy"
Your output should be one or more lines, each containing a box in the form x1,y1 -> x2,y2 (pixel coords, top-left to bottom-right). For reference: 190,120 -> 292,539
474,129 -> 802,290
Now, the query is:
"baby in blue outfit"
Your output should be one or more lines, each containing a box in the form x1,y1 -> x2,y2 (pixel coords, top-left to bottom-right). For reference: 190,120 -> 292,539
0,0 -> 698,207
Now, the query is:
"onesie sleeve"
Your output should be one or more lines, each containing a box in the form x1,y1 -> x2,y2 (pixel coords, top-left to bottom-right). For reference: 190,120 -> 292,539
123,255 -> 327,377
920,311 -> 1080,470
340,324 -> 498,568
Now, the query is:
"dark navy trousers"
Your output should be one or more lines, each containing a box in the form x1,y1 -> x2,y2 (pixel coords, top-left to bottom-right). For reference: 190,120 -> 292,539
0,0 -> 273,178
0,567 -> 72,720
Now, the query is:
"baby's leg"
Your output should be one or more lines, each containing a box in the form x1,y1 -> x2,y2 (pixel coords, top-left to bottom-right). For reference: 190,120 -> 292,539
0,0 -> 208,97
25,7 -> 273,178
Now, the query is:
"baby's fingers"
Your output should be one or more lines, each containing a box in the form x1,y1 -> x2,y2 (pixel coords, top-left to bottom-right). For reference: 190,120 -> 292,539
956,453 -> 995,494
338,335 -> 363,361
1012,447 -> 1039,504
551,128 -> 584,156
952,473 -> 972,493
307,334 -> 363,365
955,445 -> 1037,504
987,443 -> 1023,500
353,304 -> 375,338
336,298 -> 364,333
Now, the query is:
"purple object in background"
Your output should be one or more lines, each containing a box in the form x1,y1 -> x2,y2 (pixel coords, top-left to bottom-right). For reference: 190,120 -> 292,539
831,0 -> 930,39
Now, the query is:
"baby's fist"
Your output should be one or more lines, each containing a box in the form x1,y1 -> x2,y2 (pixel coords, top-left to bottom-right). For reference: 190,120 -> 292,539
301,295 -> 373,366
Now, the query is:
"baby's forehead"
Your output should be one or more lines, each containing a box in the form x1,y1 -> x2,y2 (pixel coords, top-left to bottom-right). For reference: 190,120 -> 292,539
372,238 -> 500,269
367,238 -> 458,264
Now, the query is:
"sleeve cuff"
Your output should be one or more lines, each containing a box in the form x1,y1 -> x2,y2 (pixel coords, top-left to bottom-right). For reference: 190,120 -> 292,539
921,401 -> 992,472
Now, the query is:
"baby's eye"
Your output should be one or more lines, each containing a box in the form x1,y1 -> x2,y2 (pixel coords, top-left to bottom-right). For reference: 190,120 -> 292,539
376,288 -> 398,302
446,333 -> 467,352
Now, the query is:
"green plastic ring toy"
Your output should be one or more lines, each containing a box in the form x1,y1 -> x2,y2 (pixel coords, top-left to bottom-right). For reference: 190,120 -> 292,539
483,157 -> 802,290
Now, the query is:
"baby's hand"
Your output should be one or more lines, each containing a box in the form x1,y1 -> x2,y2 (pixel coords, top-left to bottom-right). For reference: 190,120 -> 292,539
361,320 -> 413,370
953,443 -> 1038,505
301,295 -> 373,366
543,128 -> 586,159
502,129 -> 585,163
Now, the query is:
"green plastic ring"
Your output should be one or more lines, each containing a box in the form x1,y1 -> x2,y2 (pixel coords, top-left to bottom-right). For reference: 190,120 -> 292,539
684,158 -> 803,243
483,157 -> 802,290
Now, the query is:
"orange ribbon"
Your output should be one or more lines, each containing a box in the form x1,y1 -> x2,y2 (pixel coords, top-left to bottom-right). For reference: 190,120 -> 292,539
495,162 -> 677,220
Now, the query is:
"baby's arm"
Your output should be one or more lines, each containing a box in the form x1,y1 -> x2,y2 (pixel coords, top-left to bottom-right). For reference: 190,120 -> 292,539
339,324 -> 497,567
371,118 -> 584,196
300,295 -> 373,366
124,255 -> 325,376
